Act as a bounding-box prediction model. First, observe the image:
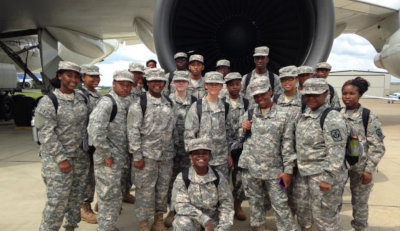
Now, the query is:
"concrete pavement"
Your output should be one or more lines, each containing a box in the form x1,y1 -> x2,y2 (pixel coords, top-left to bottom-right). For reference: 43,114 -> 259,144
0,99 -> 399,231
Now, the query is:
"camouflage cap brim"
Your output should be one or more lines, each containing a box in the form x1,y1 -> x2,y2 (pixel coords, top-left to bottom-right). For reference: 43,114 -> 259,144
84,71 -> 102,76
205,79 -> 224,84
250,87 -> 270,97
188,145 -> 212,153
114,77 -> 134,83
300,89 -> 327,95
173,77 -> 190,82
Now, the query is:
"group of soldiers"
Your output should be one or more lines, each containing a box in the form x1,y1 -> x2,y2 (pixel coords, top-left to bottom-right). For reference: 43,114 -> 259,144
34,45 -> 385,231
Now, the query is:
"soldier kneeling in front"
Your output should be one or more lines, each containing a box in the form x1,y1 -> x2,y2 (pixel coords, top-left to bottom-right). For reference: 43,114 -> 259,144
171,138 -> 234,231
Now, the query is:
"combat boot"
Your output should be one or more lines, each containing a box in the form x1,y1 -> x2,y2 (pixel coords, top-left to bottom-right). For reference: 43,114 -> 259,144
139,220 -> 150,231
302,226 -> 316,231
234,199 -> 247,221
123,192 -> 136,204
151,214 -> 168,231
81,203 -> 97,224
94,202 -> 98,212
164,211 -> 174,227
65,227 -> 75,231
355,229 -> 364,231
252,226 -> 265,231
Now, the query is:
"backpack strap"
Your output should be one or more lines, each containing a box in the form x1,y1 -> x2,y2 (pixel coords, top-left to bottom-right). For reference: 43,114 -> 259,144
182,168 -> 190,189
168,73 -> 175,91
164,95 -> 173,107
190,96 -> 197,104
268,70 -> 275,92
196,99 -> 202,124
328,84 -> 334,104
104,94 -> 117,122
210,167 -> 220,189
248,108 -> 254,121
273,93 -> 280,104
301,95 -> 307,113
320,108 -> 333,130
77,91 -> 88,105
243,98 -> 249,111
362,107 -> 370,137
244,72 -> 252,91
140,94 -> 147,118
224,101 -> 230,120
47,92 -> 59,114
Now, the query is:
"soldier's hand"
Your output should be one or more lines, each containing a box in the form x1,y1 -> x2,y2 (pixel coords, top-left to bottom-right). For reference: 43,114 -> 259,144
319,181 -> 331,192
104,157 -> 114,167
134,160 -> 145,169
242,120 -> 252,132
58,160 -> 72,173
278,172 -> 292,189
227,155 -> 233,167
361,171 -> 372,185
204,221 -> 214,231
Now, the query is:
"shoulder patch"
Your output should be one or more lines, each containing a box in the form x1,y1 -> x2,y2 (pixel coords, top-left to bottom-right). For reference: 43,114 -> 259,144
376,128 -> 384,139
331,129 -> 343,141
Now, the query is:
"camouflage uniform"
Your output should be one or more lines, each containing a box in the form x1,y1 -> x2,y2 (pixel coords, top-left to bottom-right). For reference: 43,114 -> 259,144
188,55 -> 207,99
184,72 -> 233,180
35,61 -> 89,231
79,64 -> 103,205
216,59 -> 231,98
340,105 -> 385,230
163,52 -> 189,97
295,78 -> 349,230
315,62 -> 341,109
88,70 -> 134,231
172,138 -> 234,231
127,69 -> 175,221
167,71 -> 195,206
129,63 -> 146,99
238,77 -> 296,230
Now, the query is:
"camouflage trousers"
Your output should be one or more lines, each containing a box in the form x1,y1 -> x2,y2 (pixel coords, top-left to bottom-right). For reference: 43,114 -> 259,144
296,171 -> 347,231
124,154 -> 133,192
348,167 -> 373,230
212,163 -> 230,182
84,154 -> 95,203
173,214 -> 219,231
94,154 -> 130,231
39,153 -> 89,231
242,170 -> 296,231
168,148 -> 191,205
290,171 -> 313,228
133,157 -> 173,221
231,164 -> 247,200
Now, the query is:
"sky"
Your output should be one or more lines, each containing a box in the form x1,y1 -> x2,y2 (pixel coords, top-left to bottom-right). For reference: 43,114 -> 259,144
96,33 -> 390,86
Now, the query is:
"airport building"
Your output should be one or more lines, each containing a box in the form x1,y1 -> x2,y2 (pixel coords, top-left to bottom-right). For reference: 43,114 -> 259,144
327,70 -> 391,98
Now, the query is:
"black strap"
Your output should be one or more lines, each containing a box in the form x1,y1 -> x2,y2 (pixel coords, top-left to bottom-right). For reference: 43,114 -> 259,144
273,93 -> 280,104
47,92 -> 58,114
245,72 -> 252,90
301,95 -> 307,113
196,99 -> 203,124
319,107 -> 340,129
168,73 -> 175,91
190,96 -> 197,104
246,109 -> 254,138
182,168 -> 220,190
362,107 -> 370,136
140,94 -> 173,118
243,98 -> 249,111
245,70 -> 275,93
328,84 -> 334,104
104,94 -> 117,122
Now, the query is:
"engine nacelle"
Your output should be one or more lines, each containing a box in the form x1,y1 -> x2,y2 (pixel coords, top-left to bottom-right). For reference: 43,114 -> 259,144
374,29 -> 400,78
154,0 -> 335,74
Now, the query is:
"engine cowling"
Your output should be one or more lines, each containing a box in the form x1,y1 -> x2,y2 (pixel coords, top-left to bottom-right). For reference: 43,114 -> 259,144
154,0 -> 335,74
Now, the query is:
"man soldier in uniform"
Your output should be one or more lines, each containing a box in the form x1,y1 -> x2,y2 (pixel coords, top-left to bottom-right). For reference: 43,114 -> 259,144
163,52 -> 190,97
315,62 -> 341,109
297,66 -> 314,91
88,70 -> 134,231
129,62 -> 146,98
187,54 -> 207,99
146,59 -> 157,68
215,59 -> 231,98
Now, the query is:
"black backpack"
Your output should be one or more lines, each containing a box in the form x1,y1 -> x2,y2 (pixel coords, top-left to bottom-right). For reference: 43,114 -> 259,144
221,97 -> 249,112
244,70 -> 275,93
139,93 -> 173,117
181,167 -> 220,190
196,99 -> 230,124
320,107 -> 370,166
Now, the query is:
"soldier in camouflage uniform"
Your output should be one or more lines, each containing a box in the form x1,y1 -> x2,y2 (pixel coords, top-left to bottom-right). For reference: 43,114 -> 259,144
164,71 -> 196,227
222,72 -> 248,221
78,64 -> 102,224
163,52 -> 190,97
35,61 -> 89,231
172,138 -> 234,231
129,62 -> 146,99
341,77 -> 385,231
88,70 -> 134,231
241,46 -> 283,107
187,54 -> 207,99
127,68 -> 175,231
216,59 -> 231,98
238,77 -> 297,231
295,78 -> 349,231
185,71 -> 234,181
297,66 -> 314,92
315,62 -> 341,109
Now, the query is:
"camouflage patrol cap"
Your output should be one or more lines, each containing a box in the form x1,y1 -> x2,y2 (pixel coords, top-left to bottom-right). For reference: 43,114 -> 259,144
249,77 -> 271,97
58,61 -> 80,73
253,46 -> 269,56
129,63 -> 145,73
174,52 -> 188,60
172,71 -> 190,82
189,54 -> 204,63
188,138 -> 212,153
113,70 -> 134,83
224,72 -> 242,83
80,64 -> 101,75
301,78 -> 328,95
216,59 -> 230,68
146,68 -> 167,82
316,62 -> 332,70
204,71 -> 224,84
297,66 -> 314,75
279,66 -> 298,78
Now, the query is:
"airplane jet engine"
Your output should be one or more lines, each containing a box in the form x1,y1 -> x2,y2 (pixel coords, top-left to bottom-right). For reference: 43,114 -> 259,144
154,0 -> 335,74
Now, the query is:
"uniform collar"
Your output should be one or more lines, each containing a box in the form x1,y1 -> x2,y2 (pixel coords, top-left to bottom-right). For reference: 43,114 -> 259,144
188,166 -> 218,184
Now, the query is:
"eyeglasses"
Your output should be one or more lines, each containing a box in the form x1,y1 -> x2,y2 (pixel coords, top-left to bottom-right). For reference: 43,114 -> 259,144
280,77 -> 295,82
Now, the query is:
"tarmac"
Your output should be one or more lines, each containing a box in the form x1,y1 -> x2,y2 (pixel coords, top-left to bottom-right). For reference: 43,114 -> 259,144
0,99 -> 399,231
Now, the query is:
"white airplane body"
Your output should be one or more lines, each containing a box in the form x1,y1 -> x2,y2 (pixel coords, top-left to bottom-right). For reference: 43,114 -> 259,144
364,92 -> 400,103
